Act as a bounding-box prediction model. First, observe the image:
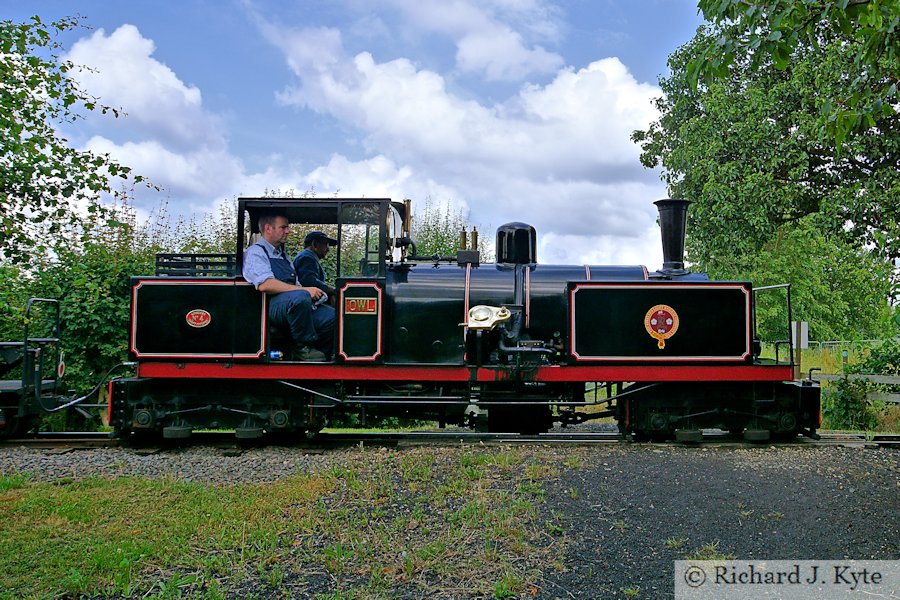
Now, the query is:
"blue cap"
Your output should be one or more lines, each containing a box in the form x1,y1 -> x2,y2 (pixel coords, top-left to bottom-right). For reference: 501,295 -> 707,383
304,231 -> 338,246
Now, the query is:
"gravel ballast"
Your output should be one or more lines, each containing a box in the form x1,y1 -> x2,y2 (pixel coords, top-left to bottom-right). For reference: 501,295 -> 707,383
1,442 -> 897,599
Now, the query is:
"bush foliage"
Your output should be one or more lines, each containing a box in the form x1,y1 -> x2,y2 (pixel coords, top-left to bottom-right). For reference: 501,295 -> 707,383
0,199 -> 235,394
823,338 -> 900,431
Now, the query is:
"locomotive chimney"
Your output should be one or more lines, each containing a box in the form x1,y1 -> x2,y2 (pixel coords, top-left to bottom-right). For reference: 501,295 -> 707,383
654,198 -> 690,274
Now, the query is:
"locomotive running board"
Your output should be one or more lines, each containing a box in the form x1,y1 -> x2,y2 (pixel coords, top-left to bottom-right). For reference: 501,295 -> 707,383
136,362 -> 796,383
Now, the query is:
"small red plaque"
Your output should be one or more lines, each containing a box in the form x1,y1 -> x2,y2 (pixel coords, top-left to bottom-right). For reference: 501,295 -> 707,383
186,309 -> 212,328
644,304 -> 679,349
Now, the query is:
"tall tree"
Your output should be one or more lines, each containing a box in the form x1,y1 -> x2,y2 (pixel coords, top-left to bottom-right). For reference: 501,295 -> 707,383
1,16 -> 142,263
690,0 -> 899,146
633,27 -> 897,339
411,199 -> 492,259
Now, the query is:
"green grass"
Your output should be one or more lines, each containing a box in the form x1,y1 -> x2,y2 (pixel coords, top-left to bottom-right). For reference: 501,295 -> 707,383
1,473 -> 331,598
0,447 -> 558,599
683,540 -> 736,561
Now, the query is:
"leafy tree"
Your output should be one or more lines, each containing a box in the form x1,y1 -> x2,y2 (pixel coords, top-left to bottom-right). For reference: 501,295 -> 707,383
633,27 -> 897,340
747,218 -> 894,341
1,16 -> 144,263
690,0 -> 899,146
411,199 -> 492,260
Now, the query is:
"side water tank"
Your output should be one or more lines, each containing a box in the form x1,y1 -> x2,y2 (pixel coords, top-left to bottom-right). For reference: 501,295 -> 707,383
496,222 -> 536,265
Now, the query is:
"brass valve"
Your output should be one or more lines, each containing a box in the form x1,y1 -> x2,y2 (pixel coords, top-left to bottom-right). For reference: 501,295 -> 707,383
463,305 -> 511,330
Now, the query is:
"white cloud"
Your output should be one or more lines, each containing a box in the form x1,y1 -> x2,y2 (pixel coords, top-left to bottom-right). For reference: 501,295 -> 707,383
55,6 -> 671,269
84,136 -> 244,200
262,17 -> 667,265
540,225 -> 664,268
65,25 -> 223,151
61,24 -> 249,209
379,0 -> 564,80
456,29 -> 562,81
304,154 -> 466,209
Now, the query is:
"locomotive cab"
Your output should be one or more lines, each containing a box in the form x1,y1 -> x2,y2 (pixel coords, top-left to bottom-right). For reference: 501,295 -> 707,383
237,197 -> 406,363
130,198 -> 406,365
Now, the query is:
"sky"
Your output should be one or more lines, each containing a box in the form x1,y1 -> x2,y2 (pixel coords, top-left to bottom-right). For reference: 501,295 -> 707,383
4,0 -> 705,267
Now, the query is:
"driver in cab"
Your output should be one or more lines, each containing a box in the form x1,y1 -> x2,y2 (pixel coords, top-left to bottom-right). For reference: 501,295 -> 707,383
242,212 -> 335,360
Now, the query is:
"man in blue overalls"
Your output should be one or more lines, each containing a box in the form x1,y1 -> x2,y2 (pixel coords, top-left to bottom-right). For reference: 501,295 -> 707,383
242,212 -> 335,360
293,231 -> 337,301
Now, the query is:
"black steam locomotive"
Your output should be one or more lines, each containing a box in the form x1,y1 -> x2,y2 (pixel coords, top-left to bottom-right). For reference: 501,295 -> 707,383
96,196 -> 820,441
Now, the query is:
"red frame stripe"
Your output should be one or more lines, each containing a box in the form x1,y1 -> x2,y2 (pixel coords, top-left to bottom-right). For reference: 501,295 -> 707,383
136,361 -> 794,383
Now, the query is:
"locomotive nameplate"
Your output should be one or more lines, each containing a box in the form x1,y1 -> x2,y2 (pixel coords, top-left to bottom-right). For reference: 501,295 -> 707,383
337,280 -> 384,362
344,297 -> 378,314
569,282 -> 751,362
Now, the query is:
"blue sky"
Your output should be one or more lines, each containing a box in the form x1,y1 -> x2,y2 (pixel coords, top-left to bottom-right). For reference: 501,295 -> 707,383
4,0 -> 704,266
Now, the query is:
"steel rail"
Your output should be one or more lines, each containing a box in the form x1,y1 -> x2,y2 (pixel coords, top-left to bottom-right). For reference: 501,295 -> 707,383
1,430 -> 896,449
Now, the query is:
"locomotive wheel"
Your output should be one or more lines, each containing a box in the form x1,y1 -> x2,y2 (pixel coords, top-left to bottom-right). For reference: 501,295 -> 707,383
0,415 -> 37,439
0,415 -> 20,439
674,429 -> 703,443
743,429 -> 770,442
163,425 -> 193,439
629,431 -> 650,442
630,430 -> 671,442
770,430 -> 799,442
235,427 -> 264,440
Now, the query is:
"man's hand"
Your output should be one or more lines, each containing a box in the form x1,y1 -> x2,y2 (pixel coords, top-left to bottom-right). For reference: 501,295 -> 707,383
302,286 -> 324,301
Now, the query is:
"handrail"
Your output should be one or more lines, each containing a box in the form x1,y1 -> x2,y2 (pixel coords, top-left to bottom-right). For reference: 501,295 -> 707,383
22,298 -> 61,402
753,283 -> 791,292
752,284 -> 793,367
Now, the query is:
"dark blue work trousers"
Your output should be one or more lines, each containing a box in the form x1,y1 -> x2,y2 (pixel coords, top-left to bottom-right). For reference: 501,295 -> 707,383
268,290 -> 335,352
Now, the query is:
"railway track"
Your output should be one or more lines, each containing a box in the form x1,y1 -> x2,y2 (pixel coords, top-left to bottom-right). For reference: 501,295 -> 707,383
1,430 -> 897,450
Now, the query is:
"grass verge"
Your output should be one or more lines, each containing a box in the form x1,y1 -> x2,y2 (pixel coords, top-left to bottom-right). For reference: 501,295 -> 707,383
0,446 -> 559,599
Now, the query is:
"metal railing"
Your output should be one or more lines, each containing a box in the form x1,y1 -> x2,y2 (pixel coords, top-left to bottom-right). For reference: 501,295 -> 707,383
155,253 -> 236,277
752,283 -> 793,366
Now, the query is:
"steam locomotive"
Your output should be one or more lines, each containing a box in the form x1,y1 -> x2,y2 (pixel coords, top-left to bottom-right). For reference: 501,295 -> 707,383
79,196 -> 816,441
